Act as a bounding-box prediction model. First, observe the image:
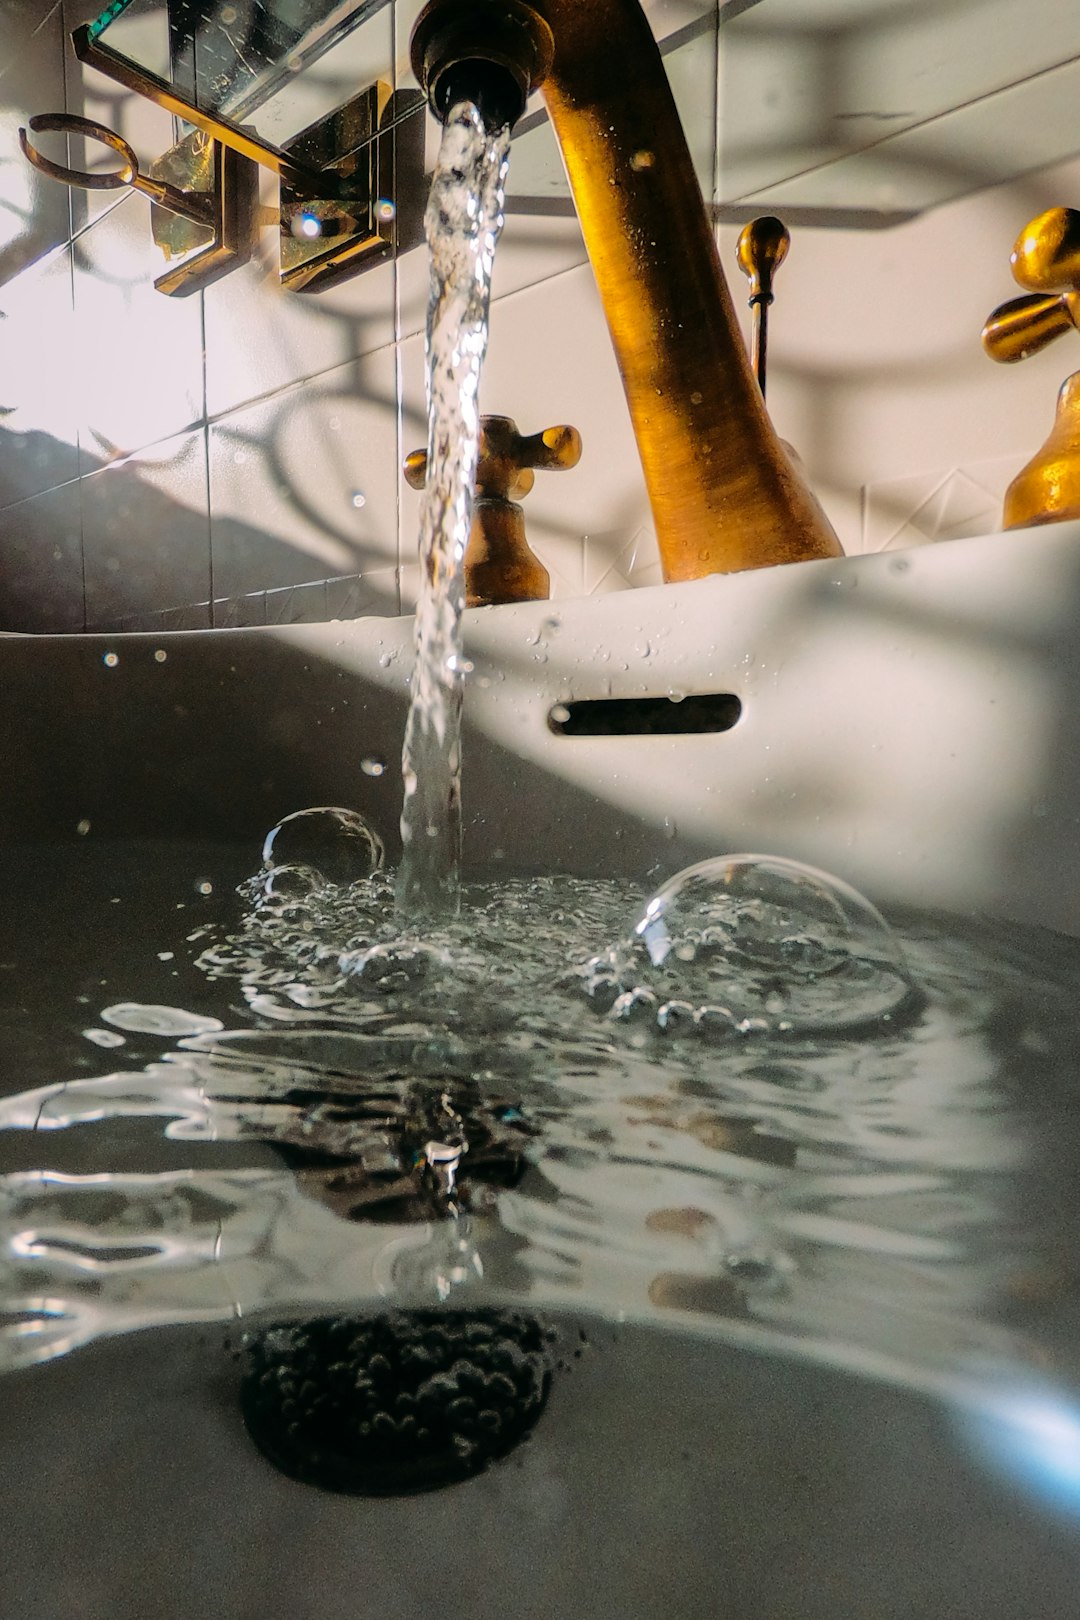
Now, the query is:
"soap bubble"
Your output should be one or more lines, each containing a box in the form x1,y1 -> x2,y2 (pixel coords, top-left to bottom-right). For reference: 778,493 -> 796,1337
262,807 -> 385,887
591,854 -> 919,1037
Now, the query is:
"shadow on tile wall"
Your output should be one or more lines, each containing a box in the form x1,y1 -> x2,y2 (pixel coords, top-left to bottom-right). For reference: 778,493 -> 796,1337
3,0 -> 1079,633
0,0 -> 615,633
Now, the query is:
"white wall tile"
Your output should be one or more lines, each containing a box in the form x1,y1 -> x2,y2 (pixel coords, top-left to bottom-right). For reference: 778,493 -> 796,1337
0,0 -> 71,276
209,347 -> 399,599
0,480 -> 84,631
72,194 -> 205,468
81,426 -> 210,627
326,567 -> 400,619
203,161 -> 398,420
0,244 -> 79,503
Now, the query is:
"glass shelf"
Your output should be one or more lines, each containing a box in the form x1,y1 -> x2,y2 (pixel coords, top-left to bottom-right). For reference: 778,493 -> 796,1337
79,0 -> 1080,222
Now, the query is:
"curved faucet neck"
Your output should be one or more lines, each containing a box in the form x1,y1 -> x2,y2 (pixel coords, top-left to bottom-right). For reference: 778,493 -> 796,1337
414,0 -> 843,578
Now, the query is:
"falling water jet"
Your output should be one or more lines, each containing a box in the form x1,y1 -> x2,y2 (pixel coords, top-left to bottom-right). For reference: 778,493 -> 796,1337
397,100 -> 512,921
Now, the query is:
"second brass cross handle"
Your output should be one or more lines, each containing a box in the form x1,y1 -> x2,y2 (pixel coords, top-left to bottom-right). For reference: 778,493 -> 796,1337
982,206 -> 1080,364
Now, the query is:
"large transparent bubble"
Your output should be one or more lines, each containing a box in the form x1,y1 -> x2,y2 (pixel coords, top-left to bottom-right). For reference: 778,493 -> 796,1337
585,854 -> 920,1037
262,807 -> 385,888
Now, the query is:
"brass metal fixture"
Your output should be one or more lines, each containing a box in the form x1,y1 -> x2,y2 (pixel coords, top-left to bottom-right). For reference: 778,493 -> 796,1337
56,17 -> 426,294
983,207 -> 1080,529
405,415 -> 582,607
1003,373 -> 1080,530
735,216 -> 790,400
409,0 -> 842,582
277,84 -> 427,292
19,113 -> 252,295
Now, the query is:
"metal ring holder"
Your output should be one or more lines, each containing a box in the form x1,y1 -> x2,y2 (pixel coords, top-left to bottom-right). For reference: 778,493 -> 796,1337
19,111 -> 252,296
20,112 -> 215,226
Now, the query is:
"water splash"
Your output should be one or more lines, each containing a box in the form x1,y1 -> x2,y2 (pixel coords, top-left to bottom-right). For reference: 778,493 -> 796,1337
397,102 -> 512,920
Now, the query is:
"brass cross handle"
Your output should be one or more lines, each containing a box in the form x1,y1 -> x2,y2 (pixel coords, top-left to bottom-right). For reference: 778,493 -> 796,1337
404,415 -> 582,607
982,207 -> 1080,363
404,415 -> 582,499
19,113 -> 215,228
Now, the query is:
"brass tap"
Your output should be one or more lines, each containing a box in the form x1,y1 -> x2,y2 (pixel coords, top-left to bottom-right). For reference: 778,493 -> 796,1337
983,207 -> 1080,529
409,0 -> 842,582
405,415 -> 582,607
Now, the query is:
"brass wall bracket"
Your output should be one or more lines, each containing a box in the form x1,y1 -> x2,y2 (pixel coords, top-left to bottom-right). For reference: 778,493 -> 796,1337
19,112 -> 254,296
67,18 -> 427,297
279,85 -> 427,293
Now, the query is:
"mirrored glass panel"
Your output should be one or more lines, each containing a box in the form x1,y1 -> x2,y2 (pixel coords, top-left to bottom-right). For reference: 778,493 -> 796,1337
88,0 -> 395,153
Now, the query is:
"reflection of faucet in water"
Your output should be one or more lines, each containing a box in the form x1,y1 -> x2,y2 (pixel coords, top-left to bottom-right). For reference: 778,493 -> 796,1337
409,0 -> 844,583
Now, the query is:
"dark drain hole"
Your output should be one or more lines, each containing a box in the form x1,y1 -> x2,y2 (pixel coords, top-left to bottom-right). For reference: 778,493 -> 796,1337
547,693 -> 742,737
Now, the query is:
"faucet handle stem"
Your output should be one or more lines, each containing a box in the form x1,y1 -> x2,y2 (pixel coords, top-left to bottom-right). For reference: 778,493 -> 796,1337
735,215 -> 790,399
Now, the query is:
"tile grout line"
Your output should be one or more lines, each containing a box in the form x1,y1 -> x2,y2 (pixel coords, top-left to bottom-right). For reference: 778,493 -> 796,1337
199,286 -> 214,626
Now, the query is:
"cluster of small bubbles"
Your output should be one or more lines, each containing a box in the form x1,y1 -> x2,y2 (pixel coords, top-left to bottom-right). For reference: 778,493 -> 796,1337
102,651 -> 119,668
262,807 -> 385,888
590,855 -> 919,1037
338,940 -> 447,990
262,863 -> 322,902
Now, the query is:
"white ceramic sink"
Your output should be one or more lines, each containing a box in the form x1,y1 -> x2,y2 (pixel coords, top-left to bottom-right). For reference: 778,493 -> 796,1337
3,524 -> 1080,1619
3,519 -> 1079,931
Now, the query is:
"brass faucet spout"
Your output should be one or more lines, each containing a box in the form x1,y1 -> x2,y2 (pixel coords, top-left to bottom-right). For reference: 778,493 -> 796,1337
411,0 -> 843,579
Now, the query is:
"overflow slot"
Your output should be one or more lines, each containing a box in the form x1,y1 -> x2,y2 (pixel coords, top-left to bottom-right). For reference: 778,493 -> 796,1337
547,694 -> 742,737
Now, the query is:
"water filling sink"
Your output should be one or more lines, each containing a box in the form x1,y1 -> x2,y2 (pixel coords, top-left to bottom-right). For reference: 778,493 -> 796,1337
3,525 -> 1080,1618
